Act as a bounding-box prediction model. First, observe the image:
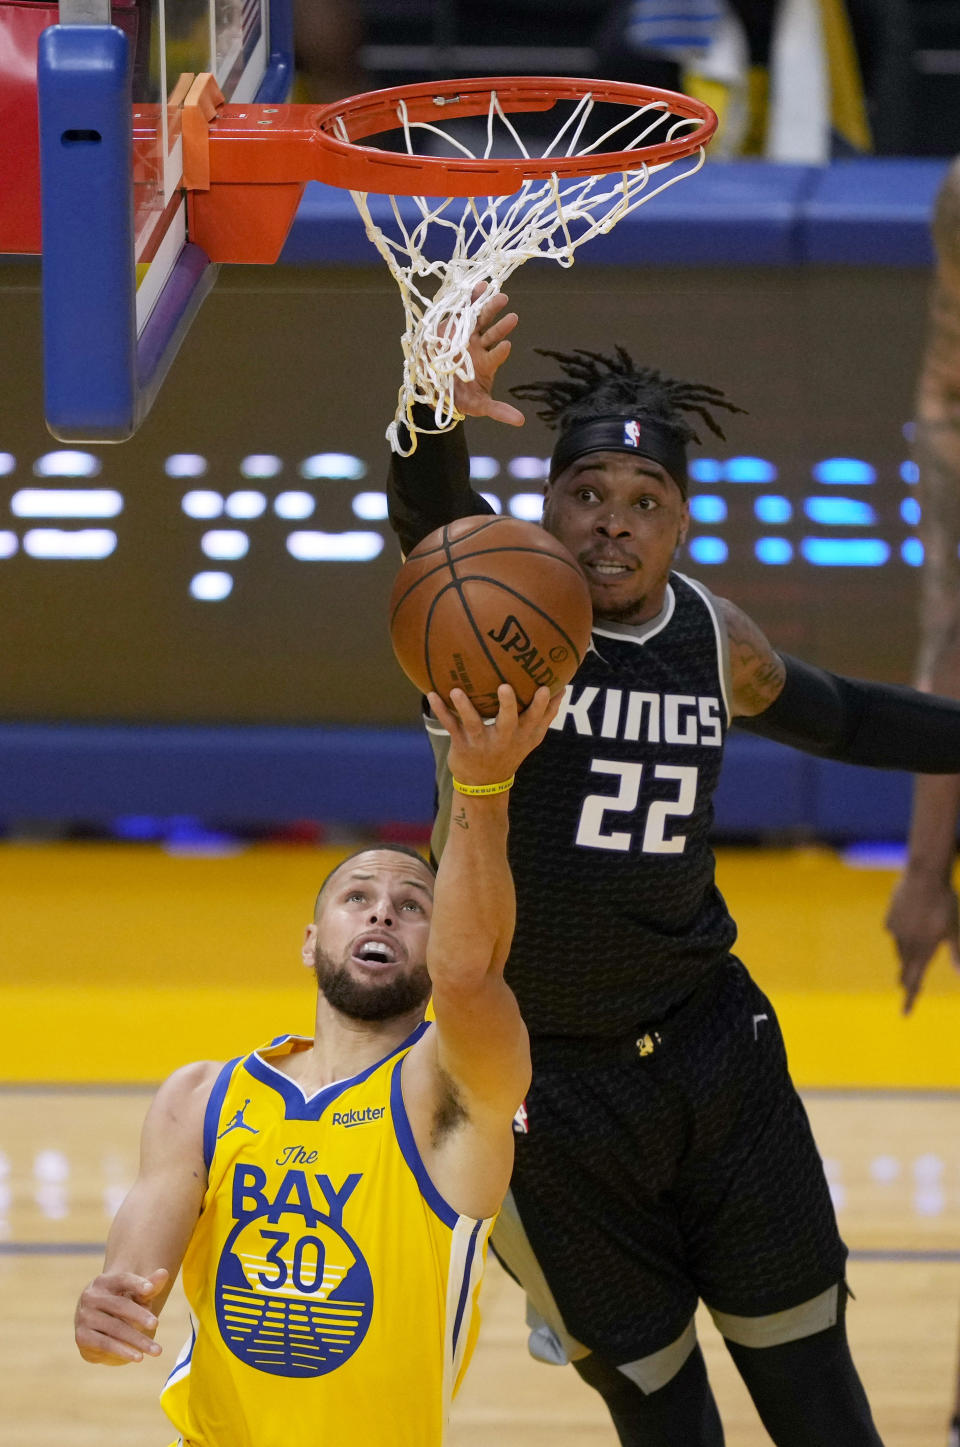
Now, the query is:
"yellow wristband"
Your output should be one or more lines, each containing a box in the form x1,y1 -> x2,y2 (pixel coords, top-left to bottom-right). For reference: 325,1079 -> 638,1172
451,775 -> 515,797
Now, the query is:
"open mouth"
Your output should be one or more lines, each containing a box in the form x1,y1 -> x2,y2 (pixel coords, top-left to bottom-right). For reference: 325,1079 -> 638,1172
583,558 -> 635,580
352,938 -> 399,968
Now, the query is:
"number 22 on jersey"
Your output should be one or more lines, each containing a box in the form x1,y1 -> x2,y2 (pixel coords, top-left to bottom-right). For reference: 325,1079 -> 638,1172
575,760 -> 698,854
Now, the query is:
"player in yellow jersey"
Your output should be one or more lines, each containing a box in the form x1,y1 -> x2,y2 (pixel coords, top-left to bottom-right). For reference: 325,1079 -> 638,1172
74,682 -> 559,1447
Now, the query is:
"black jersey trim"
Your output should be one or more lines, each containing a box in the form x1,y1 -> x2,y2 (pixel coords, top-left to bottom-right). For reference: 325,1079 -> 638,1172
672,572 -> 732,725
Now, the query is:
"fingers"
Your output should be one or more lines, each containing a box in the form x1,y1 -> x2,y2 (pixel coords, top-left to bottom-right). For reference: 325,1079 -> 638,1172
481,311 -> 519,349
431,684 -> 556,731
901,964 -> 924,1016
427,688 -> 486,735
492,683 -> 519,729
899,952 -> 931,1016
140,1267 -> 170,1300
518,686 -> 561,741
76,1311 -> 162,1363
474,288 -> 511,332
103,1270 -> 166,1301
481,397 -> 525,428
544,688 -> 564,726
75,1273 -> 165,1364
426,691 -> 459,735
448,687 -> 486,733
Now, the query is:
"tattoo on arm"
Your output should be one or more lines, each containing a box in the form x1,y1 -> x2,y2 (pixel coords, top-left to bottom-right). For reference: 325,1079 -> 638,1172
452,805 -> 469,831
718,597 -> 786,717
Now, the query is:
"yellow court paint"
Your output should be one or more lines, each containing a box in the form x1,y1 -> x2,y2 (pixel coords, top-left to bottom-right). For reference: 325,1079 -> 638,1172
2,842 -> 958,1086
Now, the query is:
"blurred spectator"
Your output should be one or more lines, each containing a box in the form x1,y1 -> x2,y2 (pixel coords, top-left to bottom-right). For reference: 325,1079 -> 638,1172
293,0 -> 366,104
884,155 -> 960,1447
595,0 -> 915,158
333,0 -> 921,156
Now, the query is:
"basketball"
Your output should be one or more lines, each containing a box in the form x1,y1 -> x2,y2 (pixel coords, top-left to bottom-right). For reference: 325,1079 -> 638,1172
389,515 -> 593,716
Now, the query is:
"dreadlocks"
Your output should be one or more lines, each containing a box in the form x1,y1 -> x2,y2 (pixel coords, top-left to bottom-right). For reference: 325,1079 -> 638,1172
510,347 -> 745,445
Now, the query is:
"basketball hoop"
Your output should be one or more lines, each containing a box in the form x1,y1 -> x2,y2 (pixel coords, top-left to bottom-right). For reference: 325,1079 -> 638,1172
310,78 -> 717,454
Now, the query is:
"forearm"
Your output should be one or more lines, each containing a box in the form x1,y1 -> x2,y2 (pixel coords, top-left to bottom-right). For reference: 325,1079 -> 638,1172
428,792 -> 514,992
102,1178 -> 196,1311
387,405 -> 493,554
737,654 -> 960,772
915,161 -> 960,689
915,362 -> 960,692
902,772 -> 960,878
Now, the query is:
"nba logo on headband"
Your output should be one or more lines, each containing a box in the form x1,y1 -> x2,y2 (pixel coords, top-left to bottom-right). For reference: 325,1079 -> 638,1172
624,420 -> 641,448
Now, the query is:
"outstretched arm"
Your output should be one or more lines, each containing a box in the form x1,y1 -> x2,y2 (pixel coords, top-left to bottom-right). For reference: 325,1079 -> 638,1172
720,596 -> 960,771
886,161 -> 960,1011
386,289 -> 525,555
74,1061 -> 214,1364
424,684 -> 558,1118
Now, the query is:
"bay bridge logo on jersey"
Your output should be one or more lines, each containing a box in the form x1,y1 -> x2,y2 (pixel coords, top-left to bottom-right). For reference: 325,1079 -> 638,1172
624,420 -> 641,447
215,1164 -> 374,1378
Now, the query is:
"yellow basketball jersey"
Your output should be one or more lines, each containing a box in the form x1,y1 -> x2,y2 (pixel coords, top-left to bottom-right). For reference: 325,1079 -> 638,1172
162,1025 -> 494,1447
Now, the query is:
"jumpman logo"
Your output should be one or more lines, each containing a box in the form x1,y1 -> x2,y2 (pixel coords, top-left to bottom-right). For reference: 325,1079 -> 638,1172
218,1099 -> 259,1139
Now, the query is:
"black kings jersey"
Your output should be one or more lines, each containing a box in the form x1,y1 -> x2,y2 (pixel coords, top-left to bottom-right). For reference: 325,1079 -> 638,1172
427,573 -> 738,1036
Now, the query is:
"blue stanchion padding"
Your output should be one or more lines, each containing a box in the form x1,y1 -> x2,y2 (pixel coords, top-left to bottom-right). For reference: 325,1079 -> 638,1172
812,757 -> 912,838
0,725 -> 437,826
570,161 -> 812,266
38,25 -> 137,440
281,163 -> 814,268
257,0 -> 294,104
0,721 -> 919,837
800,158 -> 951,265
713,731 -> 812,835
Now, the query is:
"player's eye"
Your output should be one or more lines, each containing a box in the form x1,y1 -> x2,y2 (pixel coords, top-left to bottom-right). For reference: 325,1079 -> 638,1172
401,899 -> 423,912
635,496 -> 658,510
575,486 -> 599,503
346,891 -> 366,903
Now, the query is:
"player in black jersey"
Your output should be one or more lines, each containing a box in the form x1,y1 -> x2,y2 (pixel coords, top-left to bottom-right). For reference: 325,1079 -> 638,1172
386,292 -> 960,1447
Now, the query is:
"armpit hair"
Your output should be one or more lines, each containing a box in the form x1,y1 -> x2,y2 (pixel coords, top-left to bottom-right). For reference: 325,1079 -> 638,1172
432,1066 -> 469,1146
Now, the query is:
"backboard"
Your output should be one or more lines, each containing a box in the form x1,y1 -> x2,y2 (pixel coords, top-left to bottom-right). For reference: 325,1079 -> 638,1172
33,0 -> 292,441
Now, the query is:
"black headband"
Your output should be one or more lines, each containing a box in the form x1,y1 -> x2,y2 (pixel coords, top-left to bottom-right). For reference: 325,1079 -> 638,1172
549,415 -> 689,496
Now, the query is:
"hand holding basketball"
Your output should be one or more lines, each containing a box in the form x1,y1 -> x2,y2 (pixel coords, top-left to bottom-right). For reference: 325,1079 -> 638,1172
389,515 -> 593,716
428,684 -> 561,788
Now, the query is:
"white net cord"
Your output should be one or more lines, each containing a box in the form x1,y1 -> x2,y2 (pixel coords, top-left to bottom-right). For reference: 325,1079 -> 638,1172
335,92 -> 707,454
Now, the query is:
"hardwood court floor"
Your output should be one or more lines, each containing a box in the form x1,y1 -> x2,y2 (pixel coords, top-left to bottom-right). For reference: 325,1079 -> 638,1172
1,1088 -> 958,1447
1,842 -> 959,1443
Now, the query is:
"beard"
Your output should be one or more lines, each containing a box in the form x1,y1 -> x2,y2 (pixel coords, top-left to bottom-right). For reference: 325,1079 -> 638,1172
592,589 -> 650,624
313,944 -> 432,1022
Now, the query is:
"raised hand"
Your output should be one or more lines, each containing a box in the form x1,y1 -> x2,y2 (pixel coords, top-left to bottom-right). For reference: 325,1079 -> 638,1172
451,283 -> 525,427
75,1267 -> 168,1365
428,684 -> 560,789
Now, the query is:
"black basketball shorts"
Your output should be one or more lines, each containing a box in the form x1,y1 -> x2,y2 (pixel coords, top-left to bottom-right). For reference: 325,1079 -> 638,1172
504,956 -> 847,1365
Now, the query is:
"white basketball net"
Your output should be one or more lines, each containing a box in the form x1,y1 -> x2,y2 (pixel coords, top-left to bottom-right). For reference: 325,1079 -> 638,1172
334,89 -> 707,454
